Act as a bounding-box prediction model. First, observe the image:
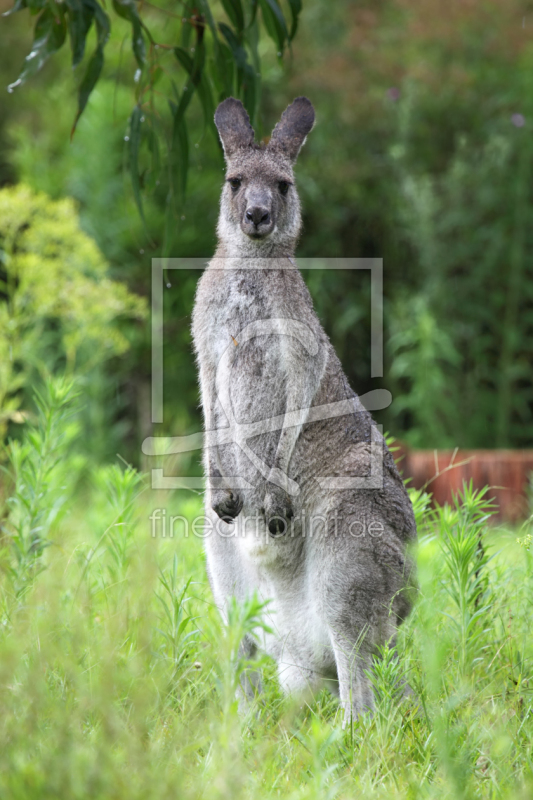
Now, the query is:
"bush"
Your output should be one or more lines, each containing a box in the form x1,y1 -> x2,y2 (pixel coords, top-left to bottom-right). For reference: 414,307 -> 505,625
0,184 -> 146,442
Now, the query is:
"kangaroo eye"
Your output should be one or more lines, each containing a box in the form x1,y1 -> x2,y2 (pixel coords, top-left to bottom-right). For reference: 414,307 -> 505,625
278,181 -> 290,196
229,178 -> 241,191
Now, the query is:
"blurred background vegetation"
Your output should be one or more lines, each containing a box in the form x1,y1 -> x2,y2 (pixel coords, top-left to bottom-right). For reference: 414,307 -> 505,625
1,0 -> 533,476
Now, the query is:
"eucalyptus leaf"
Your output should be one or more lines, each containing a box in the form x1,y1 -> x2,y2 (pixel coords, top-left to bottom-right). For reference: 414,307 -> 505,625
286,0 -> 302,40
169,99 -> 190,203
111,0 -> 147,69
65,0 -> 94,68
257,0 -> 288,54
70,0 -> 110,136
2,0 -> 27,17
127,104 -> 149,229
220,0 -> 244,34
4,0 -> 303,215
8,7 -> 67,92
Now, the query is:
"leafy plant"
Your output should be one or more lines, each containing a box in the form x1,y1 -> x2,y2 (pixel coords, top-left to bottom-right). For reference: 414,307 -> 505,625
365,643 -> 409,754
431,482 -> 497,677
1,377 -> 79,602
95,463 -> 144,579
76,461 -> 144,604
212,593 -> 273,718
0,183 -> 146,440
154,553 -> 199,678
3,0 -> 303,229
388,76 -> 533,448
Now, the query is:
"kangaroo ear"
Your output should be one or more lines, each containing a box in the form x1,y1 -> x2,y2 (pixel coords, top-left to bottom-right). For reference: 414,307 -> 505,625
214,98 -> 255,158
269,97 -> 315,163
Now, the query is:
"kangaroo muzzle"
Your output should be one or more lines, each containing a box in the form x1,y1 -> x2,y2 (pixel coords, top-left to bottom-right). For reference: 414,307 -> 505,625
241,189 -> 274,238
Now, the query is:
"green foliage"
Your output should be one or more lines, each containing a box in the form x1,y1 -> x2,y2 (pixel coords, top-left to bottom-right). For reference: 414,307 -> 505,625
0,467 -> 532,798
389,82 -> 533,447
1,377 -> 80,605
3,0 -> 302,224
93,462 -> 144,579
288,0 -> 533,450
154,555 -> 198,678
388,295 -> 461,448
2,0 -> 533,456
430,483 -> 496,676
0,183 -> 146,438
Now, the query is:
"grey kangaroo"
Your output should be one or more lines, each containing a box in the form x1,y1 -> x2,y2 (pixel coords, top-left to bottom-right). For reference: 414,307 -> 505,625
191,96 -> 417,723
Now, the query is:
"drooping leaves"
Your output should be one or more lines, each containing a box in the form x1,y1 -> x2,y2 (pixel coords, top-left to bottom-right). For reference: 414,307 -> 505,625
286,0 -> 302,40
111,0 -> 149,69
219,22 -> 257,120
64,0 -> 94,68
220,0 -> 244,34
2,0 -> 47,18
127,104 -> 147,227
258,0 -> 289,55
7,6 -> 67,92
3,0 -> 303,218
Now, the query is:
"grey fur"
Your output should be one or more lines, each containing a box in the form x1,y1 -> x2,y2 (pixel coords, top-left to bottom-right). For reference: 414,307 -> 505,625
191,97 -> 417,724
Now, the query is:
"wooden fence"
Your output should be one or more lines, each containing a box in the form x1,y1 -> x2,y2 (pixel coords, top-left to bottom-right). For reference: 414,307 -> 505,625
397,448 -> 533,522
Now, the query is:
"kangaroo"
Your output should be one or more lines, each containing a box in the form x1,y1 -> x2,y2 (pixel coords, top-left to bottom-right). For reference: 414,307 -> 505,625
191,97 -> 417,723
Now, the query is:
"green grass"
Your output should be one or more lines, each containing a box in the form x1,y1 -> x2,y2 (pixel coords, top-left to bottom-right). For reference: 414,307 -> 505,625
1,381 -> 533,799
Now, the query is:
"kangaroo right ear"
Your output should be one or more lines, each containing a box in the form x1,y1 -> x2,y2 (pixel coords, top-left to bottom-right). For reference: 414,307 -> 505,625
269,97 -> 315,163
214,98 -> 255,158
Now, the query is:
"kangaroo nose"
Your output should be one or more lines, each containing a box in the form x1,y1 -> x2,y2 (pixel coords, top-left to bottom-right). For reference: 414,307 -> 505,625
246,207 -> 270,226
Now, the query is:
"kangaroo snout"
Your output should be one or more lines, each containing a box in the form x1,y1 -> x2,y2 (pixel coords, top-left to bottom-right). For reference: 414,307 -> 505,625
241,189 -> 274,238
245,206 -> 270,226
242,204 -> 273,237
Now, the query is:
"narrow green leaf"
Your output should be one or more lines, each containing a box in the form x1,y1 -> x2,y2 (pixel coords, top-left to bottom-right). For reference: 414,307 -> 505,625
246,0 -> 258,29
70,46 -> 103,136
195,0 -> 218,42
3,0 -> 47,15
64,0 -> 94,68
220,0 -> 244,34
146,118 -> 161,188
196,71 -> 215,137
173,45 -> 194,75
84,0 -> 110,46
111,0 -> 147,69
149,64 -> 163,88
242,63 -> 256,122
180,15 -> 193,48
169,99 -> 189,203
161,189 -> 175,258
209,40 -> 234,98
173,39 -> 212,130
175,36 -> 215,135
172,50 -> 197,134
244,19 -> 260,124
218,22 -> 246,69
2,0 -> 28,17
196,0 -> 234,97
218,22 -> 256,119
70,0 -> 110,136
127,104 -> 150,230
7,7 -> 67,92
258,0 -> 288,54
286,0 -> 302,40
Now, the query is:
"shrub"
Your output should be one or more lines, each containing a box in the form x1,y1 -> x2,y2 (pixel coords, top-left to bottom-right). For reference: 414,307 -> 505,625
0,184 -> 146,439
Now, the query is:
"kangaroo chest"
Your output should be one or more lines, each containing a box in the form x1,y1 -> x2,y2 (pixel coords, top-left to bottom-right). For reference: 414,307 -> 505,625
204,271 -> 289,425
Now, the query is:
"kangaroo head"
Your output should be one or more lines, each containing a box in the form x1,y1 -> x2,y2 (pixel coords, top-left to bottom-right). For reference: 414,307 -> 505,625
214,97 -> 315,252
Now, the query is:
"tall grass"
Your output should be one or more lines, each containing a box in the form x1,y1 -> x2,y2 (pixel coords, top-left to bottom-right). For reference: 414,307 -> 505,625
0,384 -> 532,798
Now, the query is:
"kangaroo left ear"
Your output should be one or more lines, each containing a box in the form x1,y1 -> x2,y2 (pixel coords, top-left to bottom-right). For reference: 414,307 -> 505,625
269,97 -> 315,163
214,97 -> 255,158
